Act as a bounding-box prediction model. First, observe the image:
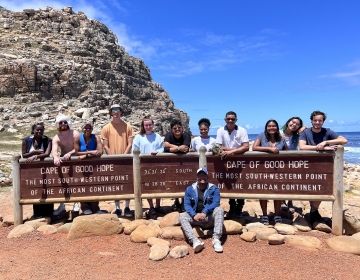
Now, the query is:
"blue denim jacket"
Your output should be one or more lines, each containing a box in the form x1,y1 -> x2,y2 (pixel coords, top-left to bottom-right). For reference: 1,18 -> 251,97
183,182 -> 220,217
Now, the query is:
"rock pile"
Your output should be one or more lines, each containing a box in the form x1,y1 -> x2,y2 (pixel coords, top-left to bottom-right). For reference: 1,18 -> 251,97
0,6 -> 189,136
6,210 -> 360,260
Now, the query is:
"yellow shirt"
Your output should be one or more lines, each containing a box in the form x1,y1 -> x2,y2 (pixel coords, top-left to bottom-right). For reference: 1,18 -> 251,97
100,121 -> 134,154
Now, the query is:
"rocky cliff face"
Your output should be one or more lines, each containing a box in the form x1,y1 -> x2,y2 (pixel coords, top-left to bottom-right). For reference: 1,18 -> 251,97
0,6 -> 189,134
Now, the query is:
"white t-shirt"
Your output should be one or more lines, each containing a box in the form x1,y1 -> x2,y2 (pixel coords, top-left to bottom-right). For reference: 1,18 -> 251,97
191,136 -> 216,152
216,126 -> 249,148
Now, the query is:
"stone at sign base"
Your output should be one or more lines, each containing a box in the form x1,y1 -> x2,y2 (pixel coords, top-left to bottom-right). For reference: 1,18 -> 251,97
169,245 -> 189,258
268,234 -> 285,245
326,236 -> 360,255
7,224 -> 35,238
67,214 -> 123,240
149,244 -> 169,261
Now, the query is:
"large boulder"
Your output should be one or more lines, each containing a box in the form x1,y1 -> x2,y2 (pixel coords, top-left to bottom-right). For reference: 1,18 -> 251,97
24,217 -> 51,229
326,236 -> 360,255
7,224 -> 35,238
224,220 -> 243,234
248,227 -> 277,241
160,226 -> 185,240
67,214 -> 123,240
149,244 -> 169,261
37,224 -> 57,235
268,234 -> 285,245
147,237 -> 170,247
169,245 -> 189,259
240,231 -> 257,242
130,223 -> 161,243
274,223 -> 297,235
123,219 -> 150,235
284,235 -> 322,250
159,212 -> 180,228
343,210 -> 360,235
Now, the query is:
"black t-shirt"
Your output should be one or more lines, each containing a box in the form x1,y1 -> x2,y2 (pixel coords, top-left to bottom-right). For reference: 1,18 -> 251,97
196,188 -> 205,213
164,131 -> 191,152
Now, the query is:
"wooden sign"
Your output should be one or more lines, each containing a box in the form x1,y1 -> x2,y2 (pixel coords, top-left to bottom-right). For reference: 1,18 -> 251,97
207,153 -> 334,195
140,155 -> 199,193
20,157 -> 134,200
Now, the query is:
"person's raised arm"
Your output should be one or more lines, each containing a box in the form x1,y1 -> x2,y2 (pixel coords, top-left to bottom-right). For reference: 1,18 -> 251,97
221,142 -> 249,158
94,135 -> 103,156
74,133 -> 82,155
52,136 -> 62,166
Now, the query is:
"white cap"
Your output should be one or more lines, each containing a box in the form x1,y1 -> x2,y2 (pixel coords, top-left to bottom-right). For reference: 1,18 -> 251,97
55,114 -> 71,129
196,167 -> 208,175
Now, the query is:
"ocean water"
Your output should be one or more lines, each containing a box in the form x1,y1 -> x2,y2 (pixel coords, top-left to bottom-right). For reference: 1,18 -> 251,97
248,132 -> 360,165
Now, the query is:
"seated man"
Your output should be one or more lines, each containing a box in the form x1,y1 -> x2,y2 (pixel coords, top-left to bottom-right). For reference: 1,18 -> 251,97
179,167 -> 224,253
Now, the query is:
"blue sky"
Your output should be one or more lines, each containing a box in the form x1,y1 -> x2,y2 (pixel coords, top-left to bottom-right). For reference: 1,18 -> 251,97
2,0 -> 360,134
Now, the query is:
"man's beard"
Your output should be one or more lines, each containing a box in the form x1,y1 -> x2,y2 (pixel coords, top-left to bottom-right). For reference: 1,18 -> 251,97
58,125 -> 69,131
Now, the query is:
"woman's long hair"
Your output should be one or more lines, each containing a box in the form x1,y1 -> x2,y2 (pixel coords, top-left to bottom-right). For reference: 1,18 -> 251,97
282,116 -> 303,135
264,119 -> 281,142
140,116 -> 154,135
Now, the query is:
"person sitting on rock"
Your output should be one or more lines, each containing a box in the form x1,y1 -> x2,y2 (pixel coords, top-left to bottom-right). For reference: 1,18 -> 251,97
74,119 -> 103,215
21,121 -> 54,219
179,167 -> 224,253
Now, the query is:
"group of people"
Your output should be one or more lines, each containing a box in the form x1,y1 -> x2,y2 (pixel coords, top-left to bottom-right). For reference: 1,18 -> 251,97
22,106 -> 347,254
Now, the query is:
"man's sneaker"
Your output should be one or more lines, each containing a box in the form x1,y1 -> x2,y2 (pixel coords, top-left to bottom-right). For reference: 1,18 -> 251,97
53,203 -> 66,216
124,207 -> 133,218
146,207 -> 157,220
114,208 -> 122,217
83,209 -> 92,215
308,209 -> 322,226
192,239 -> 204,253
52,203 -> 66,220
155,206 -> 166,215
72,202 -> 81,212
71,210 -> 79,220
212,238 -> 223,253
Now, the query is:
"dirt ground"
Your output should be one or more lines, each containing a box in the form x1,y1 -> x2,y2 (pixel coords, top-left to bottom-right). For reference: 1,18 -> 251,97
1,225 -> 360,280
1,187 -> 360,280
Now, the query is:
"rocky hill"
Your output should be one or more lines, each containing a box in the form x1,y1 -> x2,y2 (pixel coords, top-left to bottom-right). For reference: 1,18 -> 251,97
0,6 -> 189,135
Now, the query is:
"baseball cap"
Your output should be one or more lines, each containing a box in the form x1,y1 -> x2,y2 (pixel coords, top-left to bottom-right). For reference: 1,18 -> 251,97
196,167 -> 208,175
55,114 -> 71,128
110,104 -> 122,113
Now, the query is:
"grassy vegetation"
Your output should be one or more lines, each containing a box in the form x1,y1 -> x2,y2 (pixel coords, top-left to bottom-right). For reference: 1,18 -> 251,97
0,126 -> 58,154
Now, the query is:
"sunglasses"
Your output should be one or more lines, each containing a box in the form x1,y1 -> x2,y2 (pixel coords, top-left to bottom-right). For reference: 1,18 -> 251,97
84,126 -> 93,130
172,126 -> 182,130
226,118 -> 236,121
59,121 -> 68,125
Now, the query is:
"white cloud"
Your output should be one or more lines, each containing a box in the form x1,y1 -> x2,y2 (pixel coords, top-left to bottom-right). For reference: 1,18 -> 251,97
0,1 -> 284,78
321,60 -> 360,86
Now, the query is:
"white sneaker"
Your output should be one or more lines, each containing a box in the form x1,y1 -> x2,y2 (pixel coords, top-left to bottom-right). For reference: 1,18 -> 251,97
73,202 -> 81,212
212,238 -> 223,253
192,239 -> 204,253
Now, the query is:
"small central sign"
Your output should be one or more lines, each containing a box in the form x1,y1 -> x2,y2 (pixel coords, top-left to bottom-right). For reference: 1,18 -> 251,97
140,155 -> 199,193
